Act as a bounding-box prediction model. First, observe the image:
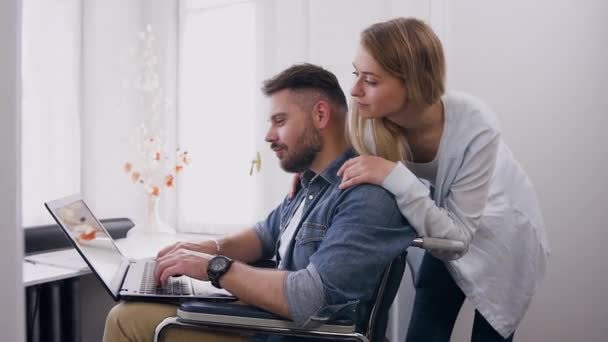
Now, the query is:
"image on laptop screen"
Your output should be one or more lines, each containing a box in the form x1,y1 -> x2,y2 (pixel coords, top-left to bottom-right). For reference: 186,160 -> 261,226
52,198 -> 124,287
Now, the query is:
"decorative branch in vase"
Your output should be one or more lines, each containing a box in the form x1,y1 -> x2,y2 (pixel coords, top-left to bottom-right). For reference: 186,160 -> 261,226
123,126 -> 190,237
120,24 -> 189,237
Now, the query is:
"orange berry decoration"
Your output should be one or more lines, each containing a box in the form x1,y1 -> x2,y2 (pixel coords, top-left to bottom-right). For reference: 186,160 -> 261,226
165,174 -> 174,188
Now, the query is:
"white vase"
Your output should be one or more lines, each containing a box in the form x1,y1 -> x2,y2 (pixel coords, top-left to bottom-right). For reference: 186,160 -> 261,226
127,194 -> 175,237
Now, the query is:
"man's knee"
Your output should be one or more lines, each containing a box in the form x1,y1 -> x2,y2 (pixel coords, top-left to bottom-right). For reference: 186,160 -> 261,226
106,302 -> 143,327
104,303 -> 130,341
104,302 -> 178,342
104,301 -> 249,342
106,302 -> 121,323
105,302 -> 124,332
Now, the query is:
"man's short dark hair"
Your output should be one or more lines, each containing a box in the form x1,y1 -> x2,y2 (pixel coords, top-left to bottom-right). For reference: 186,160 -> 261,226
262,63 -> 348,113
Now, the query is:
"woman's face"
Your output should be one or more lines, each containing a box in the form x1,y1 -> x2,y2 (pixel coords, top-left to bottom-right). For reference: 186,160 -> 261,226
350,44 -> 408,120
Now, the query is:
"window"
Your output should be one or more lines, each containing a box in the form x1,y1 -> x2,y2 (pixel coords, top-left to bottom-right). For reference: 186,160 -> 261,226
178,0 -> 258,233
21,0 -> 82,227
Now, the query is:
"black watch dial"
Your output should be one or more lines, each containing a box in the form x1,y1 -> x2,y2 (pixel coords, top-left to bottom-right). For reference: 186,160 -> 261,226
208,255 -> 233,289
210,257 -> 229,272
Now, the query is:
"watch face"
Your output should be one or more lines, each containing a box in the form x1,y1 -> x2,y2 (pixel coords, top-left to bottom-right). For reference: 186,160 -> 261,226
210,257 -> 228,272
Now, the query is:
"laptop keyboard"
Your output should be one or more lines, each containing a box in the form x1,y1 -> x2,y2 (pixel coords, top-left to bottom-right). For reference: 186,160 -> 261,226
139,261 -> 192,296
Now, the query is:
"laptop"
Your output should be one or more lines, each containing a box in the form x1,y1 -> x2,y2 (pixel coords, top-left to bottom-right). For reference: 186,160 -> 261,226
45,194 -> 237,303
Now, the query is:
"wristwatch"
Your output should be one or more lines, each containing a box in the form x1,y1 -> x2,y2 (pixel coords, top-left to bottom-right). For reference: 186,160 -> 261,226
207,255 -> 234,289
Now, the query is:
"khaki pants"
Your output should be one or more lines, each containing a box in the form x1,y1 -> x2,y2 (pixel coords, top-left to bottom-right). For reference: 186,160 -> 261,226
103,301 -> 250,342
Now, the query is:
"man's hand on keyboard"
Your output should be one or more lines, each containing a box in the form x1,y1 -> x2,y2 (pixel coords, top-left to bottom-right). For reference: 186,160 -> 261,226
153,249 -> 213,287
156,240 -> 217,259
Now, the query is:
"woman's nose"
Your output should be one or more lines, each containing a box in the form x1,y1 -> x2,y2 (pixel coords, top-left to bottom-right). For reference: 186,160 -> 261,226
350,80 -> 363,98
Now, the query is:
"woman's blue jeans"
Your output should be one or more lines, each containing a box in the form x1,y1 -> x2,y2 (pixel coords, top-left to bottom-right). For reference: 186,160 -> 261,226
405,252 -> 514,342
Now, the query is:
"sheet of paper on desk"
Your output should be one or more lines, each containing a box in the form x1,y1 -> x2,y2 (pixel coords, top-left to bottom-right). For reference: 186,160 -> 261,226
25,249 -> 89,271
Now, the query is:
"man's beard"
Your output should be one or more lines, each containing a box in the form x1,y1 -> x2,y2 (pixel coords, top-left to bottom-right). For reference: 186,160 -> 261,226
275,124 -> 322,173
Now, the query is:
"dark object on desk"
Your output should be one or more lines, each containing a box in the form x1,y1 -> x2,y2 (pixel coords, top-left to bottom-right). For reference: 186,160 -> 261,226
24,217 -> 134,254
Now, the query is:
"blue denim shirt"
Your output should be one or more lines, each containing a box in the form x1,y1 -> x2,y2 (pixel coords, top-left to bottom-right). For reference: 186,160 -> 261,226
253,149 -> 416,340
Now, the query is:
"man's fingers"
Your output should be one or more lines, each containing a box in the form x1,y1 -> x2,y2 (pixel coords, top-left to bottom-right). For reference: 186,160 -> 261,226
156,246 -> 171,259
158,241 -> 195,259
153,260 -> 164,283
154,253 -> 179,283
159,264 -> 183,287
157,242 -> 179,258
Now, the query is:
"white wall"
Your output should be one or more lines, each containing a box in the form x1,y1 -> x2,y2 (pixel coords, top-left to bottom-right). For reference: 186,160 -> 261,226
0,0 -> 25,341
447,0 -> 608,341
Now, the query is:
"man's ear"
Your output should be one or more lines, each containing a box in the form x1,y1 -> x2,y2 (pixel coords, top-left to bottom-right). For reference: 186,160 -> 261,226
311,100 -> 332,129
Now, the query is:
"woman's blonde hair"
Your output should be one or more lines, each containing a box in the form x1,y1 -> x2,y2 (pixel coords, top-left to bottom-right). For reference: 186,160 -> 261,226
349,17 -> 446,162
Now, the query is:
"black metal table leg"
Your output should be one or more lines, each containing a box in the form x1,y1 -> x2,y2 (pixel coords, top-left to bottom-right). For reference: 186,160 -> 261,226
26,285 -> 41,342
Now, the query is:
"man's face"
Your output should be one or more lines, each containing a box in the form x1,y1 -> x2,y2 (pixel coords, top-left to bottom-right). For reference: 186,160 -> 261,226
265,89 -> 322,173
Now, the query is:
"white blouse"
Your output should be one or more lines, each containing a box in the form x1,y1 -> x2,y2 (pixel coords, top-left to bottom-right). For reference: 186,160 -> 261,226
373,91 -> 549,338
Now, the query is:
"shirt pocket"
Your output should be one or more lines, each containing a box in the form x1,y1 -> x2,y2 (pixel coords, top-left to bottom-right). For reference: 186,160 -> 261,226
296,222 -> 326,244
293,222 -> 326,267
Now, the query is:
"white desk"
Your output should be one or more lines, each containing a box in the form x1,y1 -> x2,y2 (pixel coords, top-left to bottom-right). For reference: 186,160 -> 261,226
23,232 -> 213,287
23,232 -> 215,342
23,261 -> 87,287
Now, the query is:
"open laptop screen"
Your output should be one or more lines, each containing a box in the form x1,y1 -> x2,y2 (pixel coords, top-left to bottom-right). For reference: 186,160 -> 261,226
45,195 -> 125,293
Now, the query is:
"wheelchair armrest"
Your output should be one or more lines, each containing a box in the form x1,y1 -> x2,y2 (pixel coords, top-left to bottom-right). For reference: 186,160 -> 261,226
412,237 -> 465,254
177,301 -> 356,334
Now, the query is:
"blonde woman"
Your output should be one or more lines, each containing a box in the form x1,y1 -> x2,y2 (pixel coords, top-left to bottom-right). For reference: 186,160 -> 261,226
338,18 -> 549,341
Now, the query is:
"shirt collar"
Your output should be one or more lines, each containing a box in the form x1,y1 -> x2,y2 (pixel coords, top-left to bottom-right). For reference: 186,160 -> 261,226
300,148 -> 357,188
